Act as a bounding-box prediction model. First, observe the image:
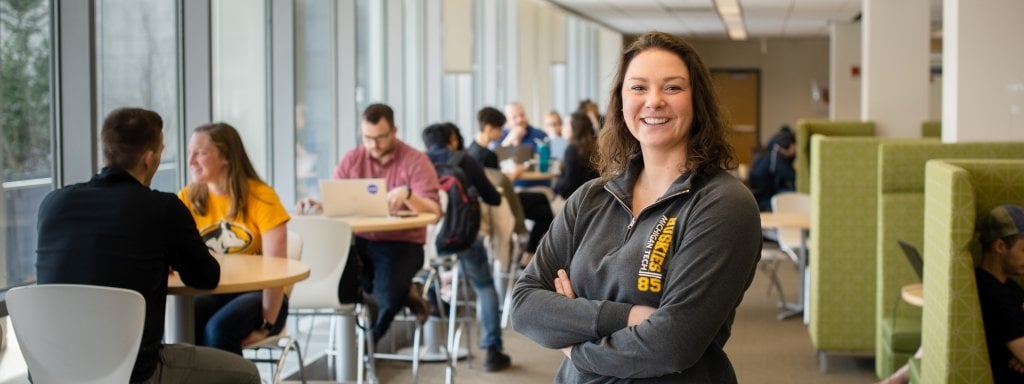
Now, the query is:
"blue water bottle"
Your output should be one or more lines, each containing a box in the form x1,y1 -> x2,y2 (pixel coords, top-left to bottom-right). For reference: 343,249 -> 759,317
536,138 -> 550,173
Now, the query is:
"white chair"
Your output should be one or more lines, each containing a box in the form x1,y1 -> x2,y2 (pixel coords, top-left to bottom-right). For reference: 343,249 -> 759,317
7,284 -> 145,384
758,241 -> 788,302
288,216 -> 373,383
242,230 -> 307,384
771,192 -> 810,265
377,189 -> 473,384
770,192 -> 811,320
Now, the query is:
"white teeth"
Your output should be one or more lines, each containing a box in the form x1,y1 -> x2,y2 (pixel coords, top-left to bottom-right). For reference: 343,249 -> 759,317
642,117 -> 668,125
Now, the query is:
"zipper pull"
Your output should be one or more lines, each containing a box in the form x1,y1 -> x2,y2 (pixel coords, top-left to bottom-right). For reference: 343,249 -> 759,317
627,215 -> 637,231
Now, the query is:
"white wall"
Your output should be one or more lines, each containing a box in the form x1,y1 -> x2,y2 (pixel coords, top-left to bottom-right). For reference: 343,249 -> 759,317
943,0 -> 1024,142
691,38 -> 830,145
830,22 -> 861,120
512,0 -> 620,124
862,0 -> 930,138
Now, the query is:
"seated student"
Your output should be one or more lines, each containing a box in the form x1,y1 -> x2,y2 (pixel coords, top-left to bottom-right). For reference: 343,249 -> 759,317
470,106 -> 554,266
542,110 -> 564,138
974,204 -> 1024,383
296,103 -> 440,342
553,112 -> 599,200
748,125 -> 796,211
880,204 -> 1024,384
422,123 -> 512,371
498,102 -> 551,189
179,123 -> 291,354
36,107 -> 259,383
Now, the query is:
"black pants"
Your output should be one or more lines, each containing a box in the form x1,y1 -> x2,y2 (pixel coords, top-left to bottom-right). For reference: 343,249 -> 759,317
517,191 -> 554,253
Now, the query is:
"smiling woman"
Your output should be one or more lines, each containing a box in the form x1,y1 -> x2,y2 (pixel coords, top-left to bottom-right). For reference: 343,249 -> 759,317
511,32 -> 760,383
179,123 -> 291,356
621,48 -> 694,158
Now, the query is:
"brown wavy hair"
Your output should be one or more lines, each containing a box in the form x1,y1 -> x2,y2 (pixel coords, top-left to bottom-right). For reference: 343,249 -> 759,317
596,31 -> 736,181
185,122 -> 264,220
569,112 -> 598,167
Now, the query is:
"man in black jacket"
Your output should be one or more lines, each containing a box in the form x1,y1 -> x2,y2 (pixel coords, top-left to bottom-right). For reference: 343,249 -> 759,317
748,126 -> 796,211
35,107 -> 259,384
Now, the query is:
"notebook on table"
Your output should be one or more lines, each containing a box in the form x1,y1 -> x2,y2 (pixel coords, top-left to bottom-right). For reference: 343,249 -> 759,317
897,240 -> 924,281
319,179 -> 391,217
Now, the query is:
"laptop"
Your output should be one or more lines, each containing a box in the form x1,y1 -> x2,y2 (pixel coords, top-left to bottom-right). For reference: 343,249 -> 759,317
319,179 -> 390,217
493,144 -> 534,163
897,240 -> 925,281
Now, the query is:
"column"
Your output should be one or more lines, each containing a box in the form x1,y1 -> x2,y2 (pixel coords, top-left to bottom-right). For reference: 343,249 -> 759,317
943,0 -> 1024,142
830,22 -> 860,120
861,0 -> 930,137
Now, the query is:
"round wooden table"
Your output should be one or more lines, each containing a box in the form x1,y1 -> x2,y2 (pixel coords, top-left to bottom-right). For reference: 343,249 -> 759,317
518,171 -> 557,181
901,283 -> 923,307
759,212 -> 811,229
326,212 -> 439,233
166,254 -> 310,343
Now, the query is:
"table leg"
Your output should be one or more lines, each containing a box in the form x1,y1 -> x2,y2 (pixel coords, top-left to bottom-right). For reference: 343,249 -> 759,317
777,229 -> 808,321
800,229 -> 809,324
337,313 -> 358,382
165,295 -> 195,344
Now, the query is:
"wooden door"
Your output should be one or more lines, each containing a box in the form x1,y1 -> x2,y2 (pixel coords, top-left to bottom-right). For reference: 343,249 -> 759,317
711,70 -> 760,167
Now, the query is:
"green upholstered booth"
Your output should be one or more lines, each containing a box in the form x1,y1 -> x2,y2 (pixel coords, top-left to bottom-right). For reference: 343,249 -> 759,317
921,121 -> 941,138
808,135 -> 899,371
795,119 -> 875,194
918,159 -> 1024,384
875,142 -> 1024,378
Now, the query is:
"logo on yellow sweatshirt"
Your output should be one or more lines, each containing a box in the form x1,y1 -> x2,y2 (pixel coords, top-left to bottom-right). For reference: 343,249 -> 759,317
637,215 -> 676,293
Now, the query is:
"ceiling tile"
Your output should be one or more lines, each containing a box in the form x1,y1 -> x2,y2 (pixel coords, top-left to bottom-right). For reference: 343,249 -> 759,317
548,0 -> 942,38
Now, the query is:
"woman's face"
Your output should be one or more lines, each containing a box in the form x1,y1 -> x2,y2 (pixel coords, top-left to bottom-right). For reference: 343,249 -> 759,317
187,132 -> 228,184
621,48 -> 693,153
543,114 -> 563,137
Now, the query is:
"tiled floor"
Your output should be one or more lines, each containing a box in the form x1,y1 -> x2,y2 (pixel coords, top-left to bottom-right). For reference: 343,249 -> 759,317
256,253 -> 879,384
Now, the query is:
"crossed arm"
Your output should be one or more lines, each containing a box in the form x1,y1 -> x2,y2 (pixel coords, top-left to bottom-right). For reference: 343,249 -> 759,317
552,269 -> 656,358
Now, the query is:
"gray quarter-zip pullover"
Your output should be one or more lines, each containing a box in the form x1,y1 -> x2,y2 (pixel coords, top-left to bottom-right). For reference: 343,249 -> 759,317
512,155 -> 762,383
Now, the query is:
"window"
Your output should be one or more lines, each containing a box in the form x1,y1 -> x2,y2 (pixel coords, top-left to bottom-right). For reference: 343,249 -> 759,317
212,0 -> 269,179
96,0 -> 181,192
0,0 -> 52,290
295,0 -> 333,199
355,0 -> 386,123
442,74 -> 474,141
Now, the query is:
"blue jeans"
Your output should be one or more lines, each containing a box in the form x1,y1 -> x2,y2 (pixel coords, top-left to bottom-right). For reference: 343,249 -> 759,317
456,238 -> 503,349
355,238 -> 425,341
193,292 -> 289,354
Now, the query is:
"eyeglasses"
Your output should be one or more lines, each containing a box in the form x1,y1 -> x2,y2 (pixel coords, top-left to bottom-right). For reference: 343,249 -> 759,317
362,129 -> 394,143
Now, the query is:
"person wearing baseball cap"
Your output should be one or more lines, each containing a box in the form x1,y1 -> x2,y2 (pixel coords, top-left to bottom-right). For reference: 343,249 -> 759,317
975,204 -> 1024,383
881,204 -> 1024,384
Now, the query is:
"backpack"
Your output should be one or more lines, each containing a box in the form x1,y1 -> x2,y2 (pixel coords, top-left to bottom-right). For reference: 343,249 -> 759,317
434,151 -> 481,253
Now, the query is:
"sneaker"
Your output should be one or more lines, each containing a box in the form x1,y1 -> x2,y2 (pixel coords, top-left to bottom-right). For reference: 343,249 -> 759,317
484,345 -> 511,372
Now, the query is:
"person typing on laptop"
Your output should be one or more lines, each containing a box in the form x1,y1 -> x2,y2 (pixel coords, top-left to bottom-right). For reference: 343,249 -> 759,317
296,103 -> 441,342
